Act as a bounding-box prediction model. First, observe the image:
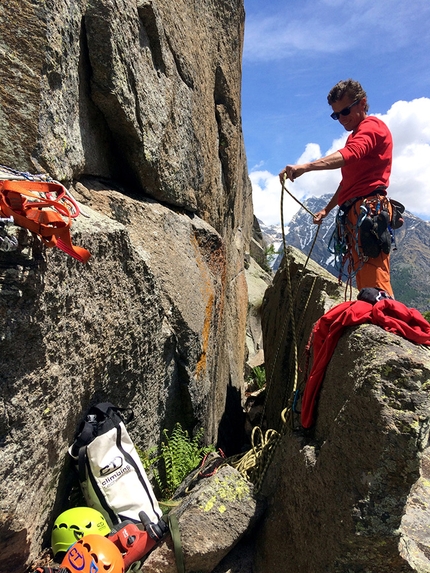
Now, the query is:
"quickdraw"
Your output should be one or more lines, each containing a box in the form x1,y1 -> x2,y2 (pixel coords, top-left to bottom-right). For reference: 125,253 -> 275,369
0,179 -> 91,263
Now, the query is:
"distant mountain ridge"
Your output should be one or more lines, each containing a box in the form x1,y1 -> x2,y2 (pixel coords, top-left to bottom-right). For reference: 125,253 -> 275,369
259,195 -> 430,312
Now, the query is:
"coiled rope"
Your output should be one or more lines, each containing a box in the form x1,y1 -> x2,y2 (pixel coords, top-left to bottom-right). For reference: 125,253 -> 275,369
227,426 -> 280,493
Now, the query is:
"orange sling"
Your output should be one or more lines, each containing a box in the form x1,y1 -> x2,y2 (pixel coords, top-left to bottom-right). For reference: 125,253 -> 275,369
0,179 -> 91,263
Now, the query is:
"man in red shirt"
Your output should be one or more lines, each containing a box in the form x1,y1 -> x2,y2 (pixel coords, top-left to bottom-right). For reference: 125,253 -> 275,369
279,79 -> 394,296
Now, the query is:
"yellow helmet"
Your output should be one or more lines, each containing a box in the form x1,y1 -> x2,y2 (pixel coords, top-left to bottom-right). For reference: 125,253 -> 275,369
51,507 -> 111,560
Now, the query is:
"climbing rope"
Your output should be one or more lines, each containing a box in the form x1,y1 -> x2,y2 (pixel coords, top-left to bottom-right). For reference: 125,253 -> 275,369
281,175 -> 317,219
260,177 -> 320,428
0,164 -> 49,181
225,178 -> 323,493
227,426 -> 281,494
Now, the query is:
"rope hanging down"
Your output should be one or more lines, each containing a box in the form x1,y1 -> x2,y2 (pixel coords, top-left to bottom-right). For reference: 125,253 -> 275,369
224,178 -> 323,495
281,174 -> 317,219
280,175 -> 320,274
261,177 -> 320,427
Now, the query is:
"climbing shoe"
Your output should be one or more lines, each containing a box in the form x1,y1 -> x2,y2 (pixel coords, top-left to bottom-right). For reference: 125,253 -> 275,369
377,209 -> 391,255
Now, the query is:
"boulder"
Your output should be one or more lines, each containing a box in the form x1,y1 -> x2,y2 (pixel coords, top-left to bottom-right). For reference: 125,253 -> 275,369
255,247 -> 430,572
0,181 -> 248,572
0,0 -> 252,570
245,257 -> 272,370
0,0 -> 248,226
141,464 -> 263,573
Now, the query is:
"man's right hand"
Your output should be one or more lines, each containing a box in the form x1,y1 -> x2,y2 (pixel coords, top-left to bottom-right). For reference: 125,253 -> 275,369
313,209 -> 327,225
279,164 -> 308,183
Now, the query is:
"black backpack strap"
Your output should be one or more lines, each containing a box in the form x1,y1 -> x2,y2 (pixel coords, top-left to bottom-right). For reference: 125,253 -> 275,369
77,446 -> 87,484
390,198 -> 405,213
69,419 -> 97,458
91,402 -> 116,416
70,403 -> 133,462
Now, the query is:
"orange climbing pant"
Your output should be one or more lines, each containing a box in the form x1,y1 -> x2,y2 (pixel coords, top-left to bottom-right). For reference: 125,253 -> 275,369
346,196 -> 394,297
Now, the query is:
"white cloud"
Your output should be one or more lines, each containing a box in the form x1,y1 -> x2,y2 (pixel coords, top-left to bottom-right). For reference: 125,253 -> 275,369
382,98 -> 430,217
383,98 -> 430,147
251,98 -> 430,226
250,170 -> 300,227
244,16 -> 348,61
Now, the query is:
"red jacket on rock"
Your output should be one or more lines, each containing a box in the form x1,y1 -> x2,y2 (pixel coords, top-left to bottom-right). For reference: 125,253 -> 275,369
301,299 -> 430,429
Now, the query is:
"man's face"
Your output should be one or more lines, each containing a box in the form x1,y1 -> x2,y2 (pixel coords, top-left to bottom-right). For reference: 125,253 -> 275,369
331,95 -> 366,131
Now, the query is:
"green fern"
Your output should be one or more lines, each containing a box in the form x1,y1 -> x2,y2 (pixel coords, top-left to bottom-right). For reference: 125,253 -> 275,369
252,365 -> 266,389
140,423 -> 215,500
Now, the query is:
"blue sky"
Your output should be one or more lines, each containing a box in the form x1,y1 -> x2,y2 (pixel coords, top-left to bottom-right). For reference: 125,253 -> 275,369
242,0 -> 430,226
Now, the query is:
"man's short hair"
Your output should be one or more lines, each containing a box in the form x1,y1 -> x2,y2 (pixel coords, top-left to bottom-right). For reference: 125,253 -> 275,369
327,79 -> 369,112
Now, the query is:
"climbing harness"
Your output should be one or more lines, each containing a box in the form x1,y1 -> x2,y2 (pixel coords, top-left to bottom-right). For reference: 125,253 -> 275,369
0,164 -> 85,218
328,192 -> 401,295
0,177 -> 90,263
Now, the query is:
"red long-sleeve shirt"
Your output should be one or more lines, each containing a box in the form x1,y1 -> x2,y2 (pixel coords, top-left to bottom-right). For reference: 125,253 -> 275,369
337,116 -> 393,205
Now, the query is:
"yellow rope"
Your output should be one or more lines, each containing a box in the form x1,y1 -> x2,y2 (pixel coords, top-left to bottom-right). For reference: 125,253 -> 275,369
262,178 -> 320,427
260,176 -> 301,425
226,178 -> 322,492
281,174 -> 317,219
227,426 -> 281,493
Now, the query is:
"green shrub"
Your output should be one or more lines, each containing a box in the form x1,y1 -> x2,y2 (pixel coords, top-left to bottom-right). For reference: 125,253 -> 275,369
139,423 -> 215,500
248,365 -> 266,390
262,243 -> 278,272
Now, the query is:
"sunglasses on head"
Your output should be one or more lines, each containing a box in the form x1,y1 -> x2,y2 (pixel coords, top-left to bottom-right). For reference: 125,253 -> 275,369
330,99 -> 360,120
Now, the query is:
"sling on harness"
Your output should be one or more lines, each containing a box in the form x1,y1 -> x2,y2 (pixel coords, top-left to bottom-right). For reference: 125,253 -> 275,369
0,179 -> 90,263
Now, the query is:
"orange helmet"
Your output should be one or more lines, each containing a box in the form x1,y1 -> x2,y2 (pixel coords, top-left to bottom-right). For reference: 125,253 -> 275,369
61,534 -> 124,573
